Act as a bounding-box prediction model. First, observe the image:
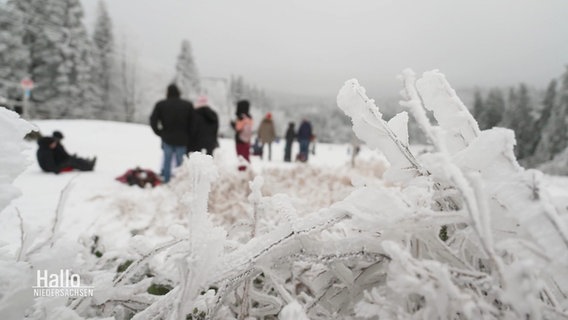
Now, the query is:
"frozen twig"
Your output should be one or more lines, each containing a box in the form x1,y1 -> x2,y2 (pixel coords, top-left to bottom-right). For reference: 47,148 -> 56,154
27,175 -> 78,255
114,238 -> 185,286
16,208 -> 25,261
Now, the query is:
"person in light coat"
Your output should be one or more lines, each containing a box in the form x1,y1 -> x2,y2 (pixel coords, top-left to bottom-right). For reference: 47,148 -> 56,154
257,112 -> 277,161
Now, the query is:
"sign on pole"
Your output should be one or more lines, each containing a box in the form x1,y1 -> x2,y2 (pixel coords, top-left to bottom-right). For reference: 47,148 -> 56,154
20,77 -> 34,118
20,78 -> 34,91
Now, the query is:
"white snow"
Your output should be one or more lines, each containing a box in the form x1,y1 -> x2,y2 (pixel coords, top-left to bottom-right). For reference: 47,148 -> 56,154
1,70 -> 568,319
0,118 -> 385,254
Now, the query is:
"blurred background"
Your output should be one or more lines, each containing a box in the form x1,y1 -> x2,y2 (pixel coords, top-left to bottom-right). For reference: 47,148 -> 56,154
1,0 -> 567,170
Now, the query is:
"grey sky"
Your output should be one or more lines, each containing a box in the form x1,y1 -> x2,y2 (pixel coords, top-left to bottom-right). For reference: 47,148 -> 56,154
81,0 -> 568,98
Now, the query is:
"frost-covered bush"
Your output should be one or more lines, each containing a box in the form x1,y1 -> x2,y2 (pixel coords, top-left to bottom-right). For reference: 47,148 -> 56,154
0,107 -> 34,211
72,70 -> 567,320
335,70 -> 568,319
0,107 -> 35,319
4,69 -> 568,320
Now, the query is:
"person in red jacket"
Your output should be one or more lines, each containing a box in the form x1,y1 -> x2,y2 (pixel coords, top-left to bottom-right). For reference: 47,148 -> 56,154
231,100 -> 253,171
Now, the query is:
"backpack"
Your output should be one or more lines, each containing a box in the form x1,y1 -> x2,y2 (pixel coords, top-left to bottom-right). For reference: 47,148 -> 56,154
116,168 -> 161,188
252,139 -> 263,156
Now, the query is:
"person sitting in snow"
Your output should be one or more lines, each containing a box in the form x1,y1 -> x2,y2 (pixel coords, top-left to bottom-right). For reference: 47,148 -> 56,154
36,131 -> 96,173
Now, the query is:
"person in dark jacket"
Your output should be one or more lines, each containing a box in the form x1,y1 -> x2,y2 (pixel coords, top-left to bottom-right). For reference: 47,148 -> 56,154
284,122 -> 295,162
150,84 -> 194,183
188,95 -> 219,156
36,131 -> 96,173
297,119 -> 313,162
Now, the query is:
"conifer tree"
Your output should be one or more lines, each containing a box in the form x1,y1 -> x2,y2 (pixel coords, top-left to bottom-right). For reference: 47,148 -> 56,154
117,40 -> 137,122
174,39 -> 200,99
472,88 -> 484,120
229,75 -> 246,102
9,0 -> 94,118
0,3 -> 29,102
3,0 -> 42,117
535,69 -> 568,162
505,84 -> 536,159
92,0 -> 115,119
477,88 -> 505,130
525,79 -> 558,165
7,0 -> 55,117
537,79 -> 558,133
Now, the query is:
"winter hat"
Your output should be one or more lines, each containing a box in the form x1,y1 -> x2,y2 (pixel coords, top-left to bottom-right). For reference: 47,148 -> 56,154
52,131 -> 64,140
265,112 -> 272,120
167,84 -> 181,98
195,95 -> 208,108
236,100 -> 250,117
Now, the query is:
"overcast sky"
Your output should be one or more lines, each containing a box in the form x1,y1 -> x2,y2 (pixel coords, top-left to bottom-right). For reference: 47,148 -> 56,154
81,0 -> 568,98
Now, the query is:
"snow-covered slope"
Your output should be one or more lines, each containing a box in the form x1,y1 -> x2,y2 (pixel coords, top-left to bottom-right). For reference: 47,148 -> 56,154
0,119 -> 385,253
2,69 -> 568,319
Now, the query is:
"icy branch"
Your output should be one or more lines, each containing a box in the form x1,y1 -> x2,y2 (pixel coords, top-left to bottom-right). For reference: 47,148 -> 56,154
337,79 -> 426,182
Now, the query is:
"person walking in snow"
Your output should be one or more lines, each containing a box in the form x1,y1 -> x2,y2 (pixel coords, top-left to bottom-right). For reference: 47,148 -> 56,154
36,131 -> 96,173
257,112 -> 277,161
150,84 -> 194,183
188,95 -> 219,156
284,122 -> 296,162
297,119 -> 313,162
231,99 -> 253,171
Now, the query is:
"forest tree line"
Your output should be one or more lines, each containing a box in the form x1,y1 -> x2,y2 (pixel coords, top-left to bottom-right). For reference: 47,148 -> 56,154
1,0 -> 566,153
0,0 -> 271,126
472,67 -> 568,167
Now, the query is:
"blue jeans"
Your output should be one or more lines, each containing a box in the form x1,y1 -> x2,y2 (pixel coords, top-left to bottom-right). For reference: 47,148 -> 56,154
299,139 -> 310,161
162,142 -> 187,183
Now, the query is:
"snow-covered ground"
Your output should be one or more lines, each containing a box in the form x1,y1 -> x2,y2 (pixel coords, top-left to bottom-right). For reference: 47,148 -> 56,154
3,118 -> 568,268
0,119 -> 387,255
2,103 -> 568,319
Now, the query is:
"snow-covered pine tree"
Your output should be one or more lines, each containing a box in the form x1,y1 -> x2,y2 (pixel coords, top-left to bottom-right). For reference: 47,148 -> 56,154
536,79 -> 558,133
174,39 -> 200,100
55,0 -> 95,119
91,0 -> 115,120
0,3 -> 29,103
229,75 -> 246,102
13,0 -> 94,118
117,38 -> 138,122
527,79 -> 557,167
472,88 -> 484,120
227,76 -> 275,119
477,88 -> 504,130
535,68 -> 568,163
6,0 -> 51,118
502,84 -> 536,159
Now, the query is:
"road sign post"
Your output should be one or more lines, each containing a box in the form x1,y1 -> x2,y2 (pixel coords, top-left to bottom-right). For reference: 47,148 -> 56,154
20,78 -> 34,118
